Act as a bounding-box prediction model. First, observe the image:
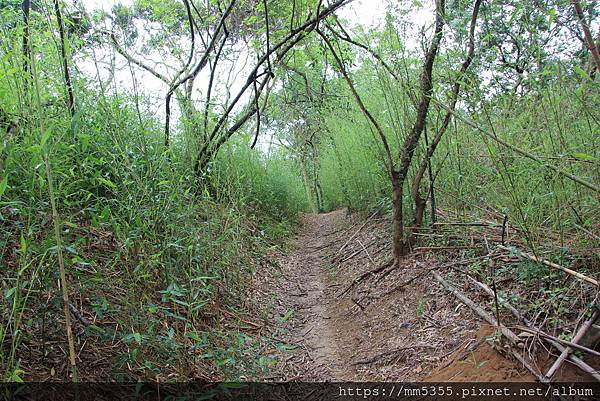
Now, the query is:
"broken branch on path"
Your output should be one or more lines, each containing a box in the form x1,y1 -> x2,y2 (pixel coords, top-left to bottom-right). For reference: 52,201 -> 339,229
357,239 -> 374,263
337,258 -> 393,298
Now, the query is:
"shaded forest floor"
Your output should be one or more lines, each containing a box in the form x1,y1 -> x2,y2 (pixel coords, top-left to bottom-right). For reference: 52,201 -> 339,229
253,210 -> 597,382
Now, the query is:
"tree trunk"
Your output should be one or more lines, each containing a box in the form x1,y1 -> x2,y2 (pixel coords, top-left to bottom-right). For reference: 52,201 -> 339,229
301,158 -> 317,213
392,0 -> 445,260
22,0 -> 31,80
572,0 -> 600,72
411,0 -> 481,229
391,170 -> 405,264
311,142 -> 323,212
54,0 -> 75,117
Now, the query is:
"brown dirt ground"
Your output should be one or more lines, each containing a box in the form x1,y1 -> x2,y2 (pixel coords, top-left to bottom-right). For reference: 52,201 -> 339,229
254,210 -> 597,382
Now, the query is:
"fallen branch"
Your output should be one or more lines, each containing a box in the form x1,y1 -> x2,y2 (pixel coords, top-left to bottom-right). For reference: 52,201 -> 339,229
491,341 -> 550,384
515,326 -> 600,358
338,259 -> 393,298
574,224 -> 600,242
414,245 -> 480,251
498,245 -> 599,287
439,337 -> 486,370
68,302 -> 90,327
357,239 -> 374,263
545,306 -> 599,380
432,271 -> 520,343
468,275 -> 600,381
383,256 -> 490,298
333,207 -> 382,260
339,248 -> 363,263
467,276 -> 527,323
433,222 -> 497,227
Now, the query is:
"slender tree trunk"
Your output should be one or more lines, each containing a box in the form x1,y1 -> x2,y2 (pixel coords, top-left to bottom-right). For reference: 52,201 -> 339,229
22,0 -> 31,79
311,142 -> 323,211
392,0 -> 445,260
412,0 -> 481,229
572,0 -> 600,72
318,11 -> 444,266
301,157 -> 317,213
53,0 -> 75,117
391,170 -> 404,259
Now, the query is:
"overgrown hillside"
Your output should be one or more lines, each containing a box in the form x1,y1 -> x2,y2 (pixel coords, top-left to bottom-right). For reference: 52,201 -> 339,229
0,0 -> 598,389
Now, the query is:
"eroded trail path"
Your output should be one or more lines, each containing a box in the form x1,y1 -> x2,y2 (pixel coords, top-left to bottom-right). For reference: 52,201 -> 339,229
259,209 -> 537,382
274,210 -> 351,380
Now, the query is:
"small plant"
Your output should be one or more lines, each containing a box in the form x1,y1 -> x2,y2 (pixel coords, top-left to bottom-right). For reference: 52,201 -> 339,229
416,298 -> 428,318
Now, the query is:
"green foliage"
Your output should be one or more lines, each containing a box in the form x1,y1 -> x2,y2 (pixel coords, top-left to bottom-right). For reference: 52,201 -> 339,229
0,3 -> 306,380
0,0 -> 598,383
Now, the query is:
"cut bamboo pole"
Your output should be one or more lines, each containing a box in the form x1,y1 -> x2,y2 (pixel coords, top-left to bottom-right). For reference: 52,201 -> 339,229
516,326 -> 600,358
545,309 -> 600,380
432,272 -> 554,382
432,271 -> 520,343
498,245 -> 599,287
467,276 -> 526,323
468,275 -> 600,382
438,271 -> 600,382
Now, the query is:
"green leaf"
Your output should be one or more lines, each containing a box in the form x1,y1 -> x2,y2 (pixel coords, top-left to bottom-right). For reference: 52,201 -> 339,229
98,177 -> 117,189
548,8 -> 556,28
573,153 -> 597,162
41,130 -> 51,147
20,234 -> 26,255
5,287 -> 16,299
574,66 -> 591,81
133,332 -> 142,344
0,175 -> 8,198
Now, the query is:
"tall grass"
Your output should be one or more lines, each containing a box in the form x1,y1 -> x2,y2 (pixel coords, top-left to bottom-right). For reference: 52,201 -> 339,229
0,26 -> 308,380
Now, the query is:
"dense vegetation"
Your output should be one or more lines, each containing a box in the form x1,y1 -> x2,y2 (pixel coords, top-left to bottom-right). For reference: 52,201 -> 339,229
0,0 -> 598,383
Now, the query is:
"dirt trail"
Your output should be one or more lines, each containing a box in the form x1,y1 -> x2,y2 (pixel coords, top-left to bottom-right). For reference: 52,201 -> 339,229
274,210 -> 351,380
261,210 -> 548,382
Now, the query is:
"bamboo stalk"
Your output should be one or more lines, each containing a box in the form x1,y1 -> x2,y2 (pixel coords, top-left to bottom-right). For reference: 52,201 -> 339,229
31,37 -> 78,382
516,326 -> 600,358
432,271 -> 520,343
545,309 -> 600,380
498,245 -> 599,287
468,276 -> 600,381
